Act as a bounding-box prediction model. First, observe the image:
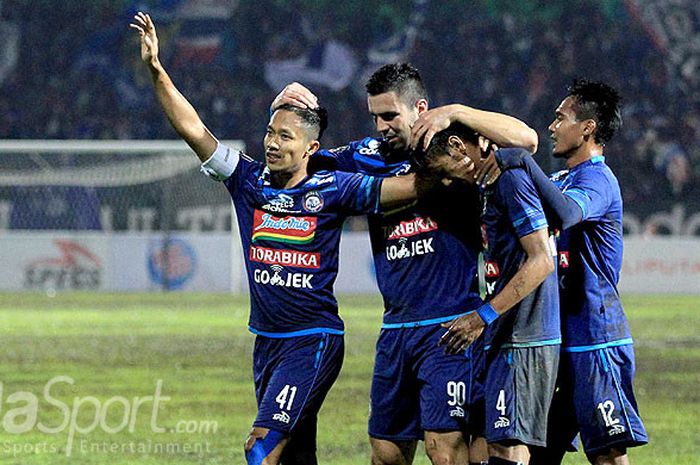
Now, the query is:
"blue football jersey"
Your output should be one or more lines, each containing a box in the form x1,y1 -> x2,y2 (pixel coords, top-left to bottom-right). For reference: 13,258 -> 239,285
223,148 -> 383,336
315,137 -> 484,326
480,154 -> 561,347
551,156 -> 632,349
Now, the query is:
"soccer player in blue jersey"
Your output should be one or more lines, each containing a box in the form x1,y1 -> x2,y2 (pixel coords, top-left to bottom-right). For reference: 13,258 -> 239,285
272,65 -> 539,465
130,13 -> 418,465
416,123 -> 560,465
517,79 -> 648,465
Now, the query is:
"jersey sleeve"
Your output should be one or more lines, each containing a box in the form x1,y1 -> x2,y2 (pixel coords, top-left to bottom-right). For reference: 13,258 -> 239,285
498,168 -> 548,238
521,154 -> 583,229
219,150 -> 261,194
333,171 -> 383,215
312,141 -> 359,173
563,168 -> 612,221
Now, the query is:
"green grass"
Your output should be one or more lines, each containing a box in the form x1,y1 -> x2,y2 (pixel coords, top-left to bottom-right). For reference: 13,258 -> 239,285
0,293 -> 696,464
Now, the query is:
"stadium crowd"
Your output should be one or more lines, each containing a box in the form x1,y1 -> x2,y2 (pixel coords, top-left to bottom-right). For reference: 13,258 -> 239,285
0,0 -> 697,223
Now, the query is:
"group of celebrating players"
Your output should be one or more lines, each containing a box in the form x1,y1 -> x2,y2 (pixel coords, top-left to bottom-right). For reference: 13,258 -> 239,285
131,11 -> 648,465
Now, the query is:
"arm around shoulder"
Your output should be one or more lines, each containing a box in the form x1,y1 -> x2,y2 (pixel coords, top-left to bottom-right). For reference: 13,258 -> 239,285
452,105 -> 538,152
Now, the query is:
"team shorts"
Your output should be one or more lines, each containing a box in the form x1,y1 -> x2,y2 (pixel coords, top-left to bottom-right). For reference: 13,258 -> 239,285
545,344 -> 648,457
483,344 -> 560,447
368,324 -> 474,441
252,332 -> 344,440
466,335 -> 487,437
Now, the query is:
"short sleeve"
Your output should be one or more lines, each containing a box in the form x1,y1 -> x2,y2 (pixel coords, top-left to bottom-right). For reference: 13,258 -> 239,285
313,141 -> 359,173
334,171 -> 383,215
563,168 -> 612,221
498,169 -> 548,238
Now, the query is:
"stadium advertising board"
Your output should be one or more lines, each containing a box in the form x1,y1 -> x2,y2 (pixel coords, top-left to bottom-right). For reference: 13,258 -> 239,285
0,233 -> 110,291
2,233 -> 699,294
111,234 -> 232,291
0,233 -> 232,292
620,237 -> 700,294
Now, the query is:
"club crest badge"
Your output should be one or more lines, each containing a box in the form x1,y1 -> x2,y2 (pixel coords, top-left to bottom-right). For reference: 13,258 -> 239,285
303,191 -> 324,213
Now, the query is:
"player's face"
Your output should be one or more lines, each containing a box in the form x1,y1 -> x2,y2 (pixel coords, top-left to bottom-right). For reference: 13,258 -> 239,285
264,110 -> 317,175
549,96 -> 586,158
427,138 -> 479,184
367,91 -> 425,152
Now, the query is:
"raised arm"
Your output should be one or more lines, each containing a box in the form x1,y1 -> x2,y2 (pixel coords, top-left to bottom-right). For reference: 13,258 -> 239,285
411,104 -> 538,153
130,12 -> 217,161
439,228 -> 554,354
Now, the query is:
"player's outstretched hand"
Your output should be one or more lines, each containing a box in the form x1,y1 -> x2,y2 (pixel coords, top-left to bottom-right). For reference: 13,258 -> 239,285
410,105 -> 461,151
475,136 -> 501,188
439,312 -> 485,354
271,82 -> 319,111
129,12 -> 159,66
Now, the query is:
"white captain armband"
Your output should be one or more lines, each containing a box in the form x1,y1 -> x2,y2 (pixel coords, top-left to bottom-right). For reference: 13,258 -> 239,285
200,143 -> 240,181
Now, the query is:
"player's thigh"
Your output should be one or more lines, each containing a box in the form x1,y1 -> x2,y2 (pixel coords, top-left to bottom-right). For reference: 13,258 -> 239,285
568,346 -> 647,457
483,345 -> 559,448
369,328 -> 422,441
254,333 -> 344,433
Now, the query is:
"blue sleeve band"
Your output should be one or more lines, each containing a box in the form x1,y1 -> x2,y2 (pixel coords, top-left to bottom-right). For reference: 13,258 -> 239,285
523,155 -> 583,229
477,302 -> 499,325
246,429 -> 285,465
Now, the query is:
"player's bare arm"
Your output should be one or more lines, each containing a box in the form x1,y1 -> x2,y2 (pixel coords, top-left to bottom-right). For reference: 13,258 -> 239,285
271,82 -> 319,111
130,12 -> 217,161
379,173 -> 418,209
440,228 -> 553,354
411,104 -> 538,153
488,227 -> 554,313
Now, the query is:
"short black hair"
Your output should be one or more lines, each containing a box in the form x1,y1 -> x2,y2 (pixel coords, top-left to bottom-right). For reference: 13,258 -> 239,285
414,122 -> 479,171
567,78 -> 622,145
365,63 -> 428,106
275,103 -> 328,140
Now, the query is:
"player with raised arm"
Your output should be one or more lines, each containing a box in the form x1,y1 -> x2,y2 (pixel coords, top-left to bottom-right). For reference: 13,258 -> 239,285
516,79 -> 648,465
130,13 -> 416,465
272,65 -> 538,465
417,123 -> 560,465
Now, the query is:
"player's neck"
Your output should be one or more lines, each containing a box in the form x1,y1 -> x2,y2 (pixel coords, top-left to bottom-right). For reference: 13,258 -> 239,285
566,145 -> 603,169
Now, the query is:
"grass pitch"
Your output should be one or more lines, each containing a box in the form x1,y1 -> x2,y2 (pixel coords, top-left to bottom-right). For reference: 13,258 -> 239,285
0,293 -> 696,464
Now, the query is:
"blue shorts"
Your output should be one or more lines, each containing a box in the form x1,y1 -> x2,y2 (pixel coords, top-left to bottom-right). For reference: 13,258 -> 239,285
368,325 -> 474,441
466,335 -> 487,437
546,344 -> 648,457
483,344 -> 559,447
252,333 -> 344,436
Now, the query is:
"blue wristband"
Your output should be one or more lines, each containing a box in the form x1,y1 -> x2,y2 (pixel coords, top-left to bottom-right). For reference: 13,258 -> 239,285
477,302 -> 499,325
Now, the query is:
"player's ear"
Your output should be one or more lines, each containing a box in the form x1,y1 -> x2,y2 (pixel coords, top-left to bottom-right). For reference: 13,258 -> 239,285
305,139 -> 320,157
415,98 -> 428,114
583,119 -> 597,137
447,135 -> 466,156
